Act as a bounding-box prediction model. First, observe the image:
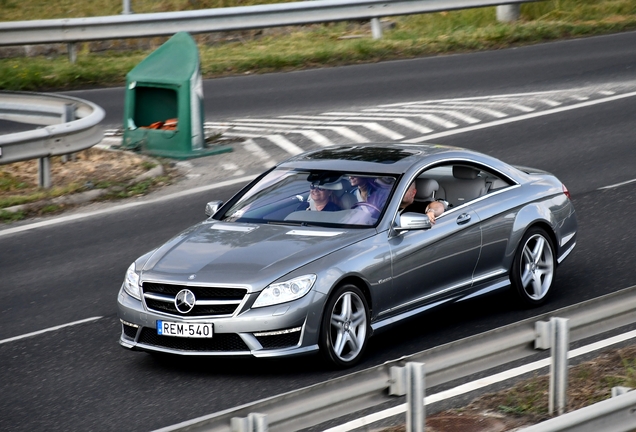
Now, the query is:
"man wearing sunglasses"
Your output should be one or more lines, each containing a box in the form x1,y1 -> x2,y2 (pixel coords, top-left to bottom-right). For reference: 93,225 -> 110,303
307,184 -> 342,211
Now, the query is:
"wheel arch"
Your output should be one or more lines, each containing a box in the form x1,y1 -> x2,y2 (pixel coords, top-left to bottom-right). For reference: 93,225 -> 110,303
331,275 -> 373,317
508,203 -> 558,265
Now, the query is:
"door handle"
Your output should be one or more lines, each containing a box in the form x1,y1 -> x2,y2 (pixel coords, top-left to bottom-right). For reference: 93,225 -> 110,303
456,213 -> 471,225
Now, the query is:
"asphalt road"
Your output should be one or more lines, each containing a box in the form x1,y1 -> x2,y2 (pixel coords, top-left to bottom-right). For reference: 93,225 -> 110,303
1,31 -> 636,431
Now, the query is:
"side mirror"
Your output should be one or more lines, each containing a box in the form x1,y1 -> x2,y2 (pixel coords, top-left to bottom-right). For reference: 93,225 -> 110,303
205,200 -> 224,217
394,212 -> 432,233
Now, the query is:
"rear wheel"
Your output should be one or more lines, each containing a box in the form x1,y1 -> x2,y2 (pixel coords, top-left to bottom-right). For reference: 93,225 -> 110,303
511,227 -> 556,306
319,284 -> 370,368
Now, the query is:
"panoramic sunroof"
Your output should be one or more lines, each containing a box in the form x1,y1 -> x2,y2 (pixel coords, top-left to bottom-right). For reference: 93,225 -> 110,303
301,146 -> 419,164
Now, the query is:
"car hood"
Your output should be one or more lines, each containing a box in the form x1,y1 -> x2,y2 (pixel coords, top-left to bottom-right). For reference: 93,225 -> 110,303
140,220 -> 374,290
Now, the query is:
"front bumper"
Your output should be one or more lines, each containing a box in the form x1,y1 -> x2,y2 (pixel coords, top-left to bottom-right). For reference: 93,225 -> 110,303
117,285 -> 322,358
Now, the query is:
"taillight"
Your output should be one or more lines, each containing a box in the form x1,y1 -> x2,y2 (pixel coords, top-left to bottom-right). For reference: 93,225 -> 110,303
562,184 -> 571,199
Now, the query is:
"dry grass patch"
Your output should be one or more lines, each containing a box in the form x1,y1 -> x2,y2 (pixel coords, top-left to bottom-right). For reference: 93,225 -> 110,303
0,148 -> 150,198
0,148 -> 174,221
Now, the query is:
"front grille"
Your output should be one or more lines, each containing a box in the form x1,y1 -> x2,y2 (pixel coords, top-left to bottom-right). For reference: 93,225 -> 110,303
144,298 -> 237,316
255,331 -> 301,349
142,282 -> 247,317
144,283 -> 246,299
138,328 -> 249,352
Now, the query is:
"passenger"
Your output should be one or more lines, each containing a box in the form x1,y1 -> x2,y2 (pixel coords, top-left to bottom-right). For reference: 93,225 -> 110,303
300,184 -> 341,211
424,201 -> 445,223
399,181 -> 417,212
399,182 -> 444,224
349,176 -> 391,215
349,176 -> 378,202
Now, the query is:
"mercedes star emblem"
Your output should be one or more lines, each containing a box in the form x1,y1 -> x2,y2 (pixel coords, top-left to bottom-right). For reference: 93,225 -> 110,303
175,289 -> 196,314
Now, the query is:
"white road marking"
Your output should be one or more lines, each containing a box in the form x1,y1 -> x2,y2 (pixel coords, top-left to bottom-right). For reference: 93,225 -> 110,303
221,163 -> 245,176
299,130 -> 334,147
403,90 -> 636,143
266,134 -> 304,155
243,139 -> 276,167
230,122 -> 297,130
391,118 -> 434,134
379,87 -> 595,106
537,99 -> 562,107
280,115 -> 341,120
437,103 -> 508,118
463,100 -> 536,113
598,178 -> 636,190
312,126 -> 369,143
222,131 -> 265,138
236,117 -> 404,140
365,108 -> 477,124
0,316 -> 102,345
346,122 -> 404,140
324,328 -> 636,432
226,124 -> 368,144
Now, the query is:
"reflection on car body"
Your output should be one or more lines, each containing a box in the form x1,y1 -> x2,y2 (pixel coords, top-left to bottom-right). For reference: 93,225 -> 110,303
117,144 -> 578,367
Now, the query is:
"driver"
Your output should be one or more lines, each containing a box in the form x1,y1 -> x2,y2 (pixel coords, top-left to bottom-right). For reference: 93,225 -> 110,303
299,184 -> 341,211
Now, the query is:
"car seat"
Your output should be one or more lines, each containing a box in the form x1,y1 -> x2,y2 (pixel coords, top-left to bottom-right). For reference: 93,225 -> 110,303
441,166 -> 487,207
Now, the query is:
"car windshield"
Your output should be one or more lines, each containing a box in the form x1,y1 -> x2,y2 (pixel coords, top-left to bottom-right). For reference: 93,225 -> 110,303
221,168 -> 398,227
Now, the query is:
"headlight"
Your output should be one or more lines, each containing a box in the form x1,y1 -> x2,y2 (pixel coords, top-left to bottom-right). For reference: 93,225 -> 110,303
253,274 -> 317,308
123,263 -> 142,300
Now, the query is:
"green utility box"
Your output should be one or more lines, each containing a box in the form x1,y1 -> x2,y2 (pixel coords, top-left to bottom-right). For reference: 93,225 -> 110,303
122,32 -> 231,159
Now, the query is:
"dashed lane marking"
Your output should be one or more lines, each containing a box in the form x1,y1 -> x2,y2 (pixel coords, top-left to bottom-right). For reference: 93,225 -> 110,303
0,317 -> 103,345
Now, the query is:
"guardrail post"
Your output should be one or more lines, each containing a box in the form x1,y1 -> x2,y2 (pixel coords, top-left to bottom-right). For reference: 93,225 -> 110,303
122,0 -> 133,15
406,362 -> 425,432
67,43 -> 77,64
38,157 -> 52,189
371,18 -> 382,39
549,317 -> 569,416
231,412 -> 268,432
496,5 -> 520,22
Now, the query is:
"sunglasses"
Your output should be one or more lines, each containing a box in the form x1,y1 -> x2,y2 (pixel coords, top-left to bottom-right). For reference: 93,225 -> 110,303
309,184 -> 326,191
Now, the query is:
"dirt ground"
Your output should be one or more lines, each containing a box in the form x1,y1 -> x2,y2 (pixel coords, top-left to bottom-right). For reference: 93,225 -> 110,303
0,147 -> 153,197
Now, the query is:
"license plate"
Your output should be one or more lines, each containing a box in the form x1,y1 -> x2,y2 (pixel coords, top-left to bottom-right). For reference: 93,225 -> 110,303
157,321 -> 213,338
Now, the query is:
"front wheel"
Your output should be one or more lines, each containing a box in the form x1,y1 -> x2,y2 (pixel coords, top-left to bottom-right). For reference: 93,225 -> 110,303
511,227 -> 556,306
319,284 -> 370,368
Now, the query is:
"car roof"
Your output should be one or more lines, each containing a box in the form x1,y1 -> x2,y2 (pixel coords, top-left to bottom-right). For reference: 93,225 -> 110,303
277,143 -> 480,174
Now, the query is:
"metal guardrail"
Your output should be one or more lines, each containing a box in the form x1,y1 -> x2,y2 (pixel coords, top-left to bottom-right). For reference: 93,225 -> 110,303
0,91 -> 105,187
520,389 -> 636,432
0,0 -> 536,48
154,284 -> 636,432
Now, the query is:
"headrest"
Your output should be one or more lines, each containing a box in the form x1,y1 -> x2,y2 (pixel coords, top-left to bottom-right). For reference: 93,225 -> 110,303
415,178 -> 439,200
453,166 -> 479,180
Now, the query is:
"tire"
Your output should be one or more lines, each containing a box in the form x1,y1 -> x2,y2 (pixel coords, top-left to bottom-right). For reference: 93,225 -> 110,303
319,284 -> 370,368
511,227 -> 557,307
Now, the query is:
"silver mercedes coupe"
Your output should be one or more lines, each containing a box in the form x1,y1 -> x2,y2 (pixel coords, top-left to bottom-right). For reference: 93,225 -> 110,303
117,144 -> 577,367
